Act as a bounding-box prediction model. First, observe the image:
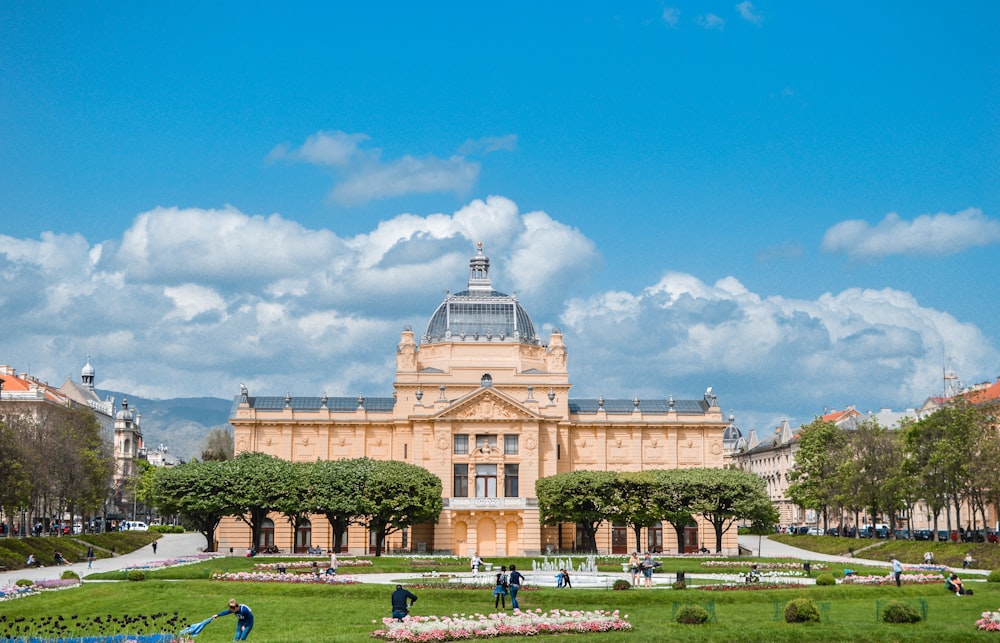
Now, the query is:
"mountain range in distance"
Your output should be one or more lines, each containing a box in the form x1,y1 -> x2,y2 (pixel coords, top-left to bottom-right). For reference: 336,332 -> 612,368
98,391 -> 234,463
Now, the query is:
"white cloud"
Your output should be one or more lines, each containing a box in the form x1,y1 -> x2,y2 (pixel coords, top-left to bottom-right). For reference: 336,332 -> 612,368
330,154 -> 480,205
662,8 -> 680,27
821,208 -> 1000,259
1,198 -> 996,435
459,135 -> 518,155
697,14 -> 725,30
560,272 -> 998,426
268,130 -> 370,166
270,130 -> 488,205
163,284 -> 228,322
735,1 -> 763,25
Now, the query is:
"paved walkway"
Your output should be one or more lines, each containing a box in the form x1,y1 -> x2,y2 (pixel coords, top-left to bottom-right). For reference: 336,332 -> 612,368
0,532 -> 208,586
2,533 -> 987,589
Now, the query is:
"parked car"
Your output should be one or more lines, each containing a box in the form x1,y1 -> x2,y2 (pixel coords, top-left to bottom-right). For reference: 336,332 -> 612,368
914,529 -> 932,541
120,521 -> 148,532
894,529 -> 910,540
807,526 -> 825,536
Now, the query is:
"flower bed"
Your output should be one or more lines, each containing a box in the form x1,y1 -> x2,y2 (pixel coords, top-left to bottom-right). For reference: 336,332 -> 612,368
699,582 -> 807,591
123,554 -> 220,572
841,573 -> 942,586
700,561 -> 828,571
211,571 -> 360,584
1,578 -> 81,602
976,610 -> 1000,632
0,611 -> 189,641
253,559 -> 372,571
372,609 -> 631,641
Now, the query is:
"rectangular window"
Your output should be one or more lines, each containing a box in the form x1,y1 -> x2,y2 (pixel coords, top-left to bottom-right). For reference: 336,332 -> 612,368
453,464 -> 469,497
504,434 -> 519,455
475,464 -> 497,497
453,434 -> 468,455
504,464 -> 519,497
475,434 -> 497,451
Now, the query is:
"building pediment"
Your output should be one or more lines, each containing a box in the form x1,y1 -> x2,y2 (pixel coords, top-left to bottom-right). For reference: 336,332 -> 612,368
432,387 -> 540,421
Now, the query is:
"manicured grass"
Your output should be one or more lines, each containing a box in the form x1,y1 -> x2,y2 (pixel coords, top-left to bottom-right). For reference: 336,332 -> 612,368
771,534 -> 1000,571
0,532 -> 158,570
5,573 -> 1000,641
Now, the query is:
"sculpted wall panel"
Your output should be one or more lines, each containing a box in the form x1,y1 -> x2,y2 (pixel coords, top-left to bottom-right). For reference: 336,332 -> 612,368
678,429 -> 704,465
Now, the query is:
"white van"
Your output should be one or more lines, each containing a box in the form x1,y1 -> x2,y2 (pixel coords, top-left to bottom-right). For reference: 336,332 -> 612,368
120,521 -> 149,532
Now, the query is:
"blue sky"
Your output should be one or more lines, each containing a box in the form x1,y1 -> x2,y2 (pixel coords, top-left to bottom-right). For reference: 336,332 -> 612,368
1,2 -> 998,434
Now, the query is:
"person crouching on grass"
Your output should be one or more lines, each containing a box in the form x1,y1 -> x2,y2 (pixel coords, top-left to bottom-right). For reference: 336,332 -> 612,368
213,599 -> 254,640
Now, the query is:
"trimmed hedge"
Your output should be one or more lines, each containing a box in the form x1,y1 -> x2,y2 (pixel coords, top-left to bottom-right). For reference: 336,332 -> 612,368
814,573 -> 836,586
785,598 -> 821,623
676,604 -> 710,625
882,601 -> 921,624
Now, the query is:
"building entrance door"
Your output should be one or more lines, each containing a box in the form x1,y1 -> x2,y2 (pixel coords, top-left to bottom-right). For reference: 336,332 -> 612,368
611,524 -> 628,554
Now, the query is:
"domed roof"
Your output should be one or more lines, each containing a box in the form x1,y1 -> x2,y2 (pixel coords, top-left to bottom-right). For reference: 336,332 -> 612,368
422,243 -> 540,345
723,424 -> 743,441
116,397 -> 135,421
81,357 -> 95,377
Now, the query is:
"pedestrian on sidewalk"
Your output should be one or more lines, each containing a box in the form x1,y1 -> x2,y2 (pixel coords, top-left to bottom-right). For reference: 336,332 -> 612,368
891,558 -> 903,587
152,541 -> 158,555
87,547 -> 95,569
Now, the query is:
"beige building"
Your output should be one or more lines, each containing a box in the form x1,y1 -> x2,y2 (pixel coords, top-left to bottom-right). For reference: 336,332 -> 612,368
224,244 -> 734,556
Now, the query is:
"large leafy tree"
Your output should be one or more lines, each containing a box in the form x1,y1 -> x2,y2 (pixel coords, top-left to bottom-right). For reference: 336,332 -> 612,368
687,467 -> 772,552
222,452 -> 296,550
787,419 -> 848,532
536,470 -> 619,552
0,417 -> 31,535
309,458 -> 367,553
355,459 -> 442,556
199,427 -> 235,461
275,461 -> 314,548
150,460 -> 230,551
648,469 -> 699,554
844,418 -> 905,532
607,472 -> 661,553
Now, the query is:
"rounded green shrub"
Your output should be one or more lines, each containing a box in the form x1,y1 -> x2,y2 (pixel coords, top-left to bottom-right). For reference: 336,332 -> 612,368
814,573 -> 836,586
126,569 -> 146,581
784,597 -> 821,623
988,569 -> 1000,583
15,579 -> 33,587
612,579 -> 631,591
60,570 -> 80,580
672,580 -> 687,590
881,601 -> 921,624
675,604 -> 710,625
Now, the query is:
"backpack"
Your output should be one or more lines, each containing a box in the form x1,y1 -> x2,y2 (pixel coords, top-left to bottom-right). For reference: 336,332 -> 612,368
498,572 -> 509,588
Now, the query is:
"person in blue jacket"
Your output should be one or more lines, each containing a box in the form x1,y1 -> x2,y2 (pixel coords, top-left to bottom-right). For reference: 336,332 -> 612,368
213,598 -> 254,640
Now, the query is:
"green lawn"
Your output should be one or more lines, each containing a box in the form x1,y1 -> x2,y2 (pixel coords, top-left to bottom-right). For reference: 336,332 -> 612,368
770,534 -> 1000,570
4,571 -> 1000,642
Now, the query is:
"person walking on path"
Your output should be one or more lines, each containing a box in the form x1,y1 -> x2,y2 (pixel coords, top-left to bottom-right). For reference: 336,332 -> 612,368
470,552 -> 482,578
152,541 -> 157,555
493,565 -> 509,610
891,558 -> 903,587
391,584 -> 418,620
508,564 -> 525,610
87,547 -> 95,569
212,598 -> 254,640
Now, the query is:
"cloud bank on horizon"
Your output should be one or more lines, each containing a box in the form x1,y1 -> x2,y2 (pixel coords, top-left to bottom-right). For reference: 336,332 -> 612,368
1,183 -> 996,432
